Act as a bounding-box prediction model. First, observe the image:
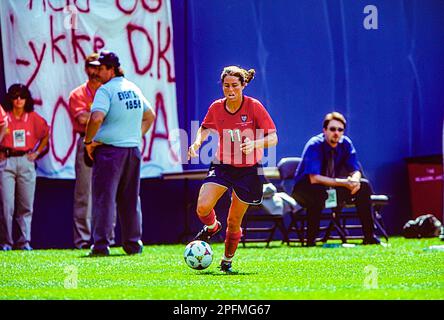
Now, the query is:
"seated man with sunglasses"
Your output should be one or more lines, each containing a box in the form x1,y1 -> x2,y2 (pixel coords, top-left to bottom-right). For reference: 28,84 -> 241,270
291,111 -> 380,246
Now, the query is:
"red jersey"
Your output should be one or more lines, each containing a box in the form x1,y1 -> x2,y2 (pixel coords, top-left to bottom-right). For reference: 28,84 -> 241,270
68,81 -> 98,134
1,111 -> 49,151
201,95 -> 276,167
0,104 -> 7,126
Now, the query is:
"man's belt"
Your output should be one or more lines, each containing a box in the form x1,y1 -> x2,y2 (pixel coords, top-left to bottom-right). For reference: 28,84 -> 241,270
0,148 -> 30,157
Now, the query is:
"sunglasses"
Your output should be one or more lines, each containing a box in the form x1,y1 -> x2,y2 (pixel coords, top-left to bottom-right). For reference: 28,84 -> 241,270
328,126 -> 344,133
11,94 -> 26,100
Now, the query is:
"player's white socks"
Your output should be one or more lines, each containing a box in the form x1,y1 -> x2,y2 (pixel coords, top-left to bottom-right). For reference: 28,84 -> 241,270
207,220 -> 218,230
222,255 -> 232,262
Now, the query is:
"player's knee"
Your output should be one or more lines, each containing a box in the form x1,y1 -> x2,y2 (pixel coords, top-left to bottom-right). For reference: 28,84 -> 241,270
196,202 -> 212,217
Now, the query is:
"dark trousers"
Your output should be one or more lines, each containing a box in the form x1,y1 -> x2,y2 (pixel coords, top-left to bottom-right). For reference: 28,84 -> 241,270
92,145 -> 142,253
292,177 -> 376,244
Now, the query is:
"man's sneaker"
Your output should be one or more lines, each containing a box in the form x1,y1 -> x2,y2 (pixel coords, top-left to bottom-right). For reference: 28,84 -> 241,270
13,243 -> 33,251
123,240 -> 143,255
0,245 -> 12,251
194,221 -> 222,242
22,244 -> 33,251
76,243 -> 91,250
87,245 -> 110,257
219,259 -> 234,273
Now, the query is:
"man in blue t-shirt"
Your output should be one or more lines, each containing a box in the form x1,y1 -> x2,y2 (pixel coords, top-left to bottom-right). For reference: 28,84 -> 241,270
84,51 -> 156,256
292,112 -> 380,247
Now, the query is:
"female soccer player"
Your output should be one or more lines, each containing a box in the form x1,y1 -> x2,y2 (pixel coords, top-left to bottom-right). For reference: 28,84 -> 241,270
188,66 -> 278,272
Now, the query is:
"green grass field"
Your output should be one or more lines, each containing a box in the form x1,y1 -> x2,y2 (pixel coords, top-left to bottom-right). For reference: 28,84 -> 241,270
1,237 -> 443,300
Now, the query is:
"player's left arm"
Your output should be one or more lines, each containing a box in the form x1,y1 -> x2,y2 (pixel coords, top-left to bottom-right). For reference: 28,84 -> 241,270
241,131 -> 277,155
27,132 -> 50,161
241,102 -> 278,154
253,131 -> 278,148
26,114 -> 50,161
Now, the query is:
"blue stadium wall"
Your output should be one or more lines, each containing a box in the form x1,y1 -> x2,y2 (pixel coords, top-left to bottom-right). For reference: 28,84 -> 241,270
0,0 -> 443,248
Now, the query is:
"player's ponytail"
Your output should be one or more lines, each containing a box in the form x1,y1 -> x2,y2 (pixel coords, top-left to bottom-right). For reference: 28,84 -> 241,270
244,69 -> 255,85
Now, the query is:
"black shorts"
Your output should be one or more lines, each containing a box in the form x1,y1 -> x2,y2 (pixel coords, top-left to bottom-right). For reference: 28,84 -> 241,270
203,162 -> 263,205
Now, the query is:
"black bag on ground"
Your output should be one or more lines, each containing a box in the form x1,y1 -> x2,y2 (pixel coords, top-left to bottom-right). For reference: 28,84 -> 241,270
402,214 -> 442,238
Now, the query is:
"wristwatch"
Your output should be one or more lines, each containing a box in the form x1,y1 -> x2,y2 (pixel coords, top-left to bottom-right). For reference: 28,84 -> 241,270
83,139 -> 93,145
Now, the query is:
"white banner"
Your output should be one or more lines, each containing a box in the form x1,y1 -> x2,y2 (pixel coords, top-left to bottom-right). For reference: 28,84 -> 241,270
0,0 -> 182,178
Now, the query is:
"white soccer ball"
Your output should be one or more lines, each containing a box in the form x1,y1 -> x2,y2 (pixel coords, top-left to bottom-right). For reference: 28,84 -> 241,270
183,240 -> 213,270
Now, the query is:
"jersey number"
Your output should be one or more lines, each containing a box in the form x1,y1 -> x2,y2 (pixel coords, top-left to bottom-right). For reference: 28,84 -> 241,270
125,99 -> 141,109
227,129 -> 241,142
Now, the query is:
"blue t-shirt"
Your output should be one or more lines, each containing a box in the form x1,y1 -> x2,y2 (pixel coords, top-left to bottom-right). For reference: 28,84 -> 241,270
293,133 -> 360,185
91,77 -> 152,147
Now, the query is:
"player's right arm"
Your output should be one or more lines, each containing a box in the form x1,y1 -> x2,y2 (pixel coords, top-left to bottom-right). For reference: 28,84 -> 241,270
187,126 -> 211,160
188,102 -> 218,160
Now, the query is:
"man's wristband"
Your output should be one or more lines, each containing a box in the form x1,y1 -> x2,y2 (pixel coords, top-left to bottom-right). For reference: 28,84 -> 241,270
83,140 -> 93,145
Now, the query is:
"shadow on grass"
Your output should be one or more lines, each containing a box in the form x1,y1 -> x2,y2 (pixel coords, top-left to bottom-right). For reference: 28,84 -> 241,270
79,253 -> 129,258
194,270 -> 257,276
240,244 -> 294,249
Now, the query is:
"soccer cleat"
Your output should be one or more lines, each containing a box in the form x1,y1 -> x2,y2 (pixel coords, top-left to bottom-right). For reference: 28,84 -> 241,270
194,221 -> 221,242
219,259 -> 234,273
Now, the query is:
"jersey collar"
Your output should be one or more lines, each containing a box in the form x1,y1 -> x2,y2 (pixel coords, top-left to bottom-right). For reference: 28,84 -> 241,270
223,95 -> 245,115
